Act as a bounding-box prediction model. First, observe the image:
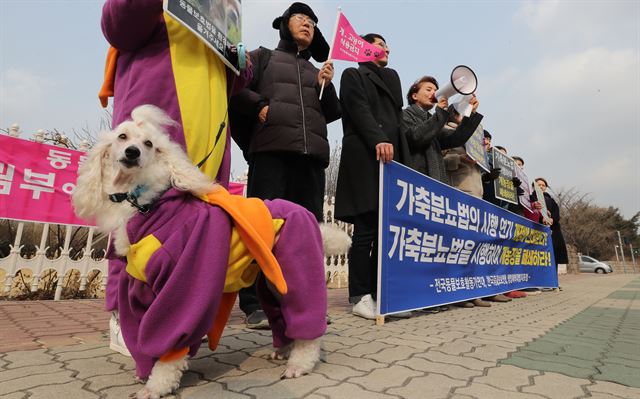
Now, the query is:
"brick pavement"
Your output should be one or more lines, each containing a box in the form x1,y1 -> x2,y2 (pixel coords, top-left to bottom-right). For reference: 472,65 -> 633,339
1,274 -> 639,398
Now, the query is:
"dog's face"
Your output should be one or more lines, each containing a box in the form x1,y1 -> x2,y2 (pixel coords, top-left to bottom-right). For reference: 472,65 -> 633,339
111,120 -> 162,174
73,104 -> 215,226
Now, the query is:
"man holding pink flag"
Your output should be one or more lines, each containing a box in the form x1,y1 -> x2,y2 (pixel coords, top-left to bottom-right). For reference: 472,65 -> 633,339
229,2 -> 340,329
334,31 -> 410,320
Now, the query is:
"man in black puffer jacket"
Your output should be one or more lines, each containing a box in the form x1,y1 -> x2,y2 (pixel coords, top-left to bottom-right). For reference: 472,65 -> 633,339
230,2 -> 341,328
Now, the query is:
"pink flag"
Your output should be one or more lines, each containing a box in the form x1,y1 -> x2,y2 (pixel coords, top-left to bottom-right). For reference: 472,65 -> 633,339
0,135 -> 94,226
329,11 -> 385,63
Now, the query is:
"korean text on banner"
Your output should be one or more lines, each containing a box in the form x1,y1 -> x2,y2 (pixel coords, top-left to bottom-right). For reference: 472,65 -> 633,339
378,161 -> 556,316
0,135 -> 93,226
329,11 -> 385,63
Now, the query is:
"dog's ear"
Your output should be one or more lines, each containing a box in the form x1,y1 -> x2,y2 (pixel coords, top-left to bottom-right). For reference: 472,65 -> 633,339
72,134 -> 113,220
158,141 -> 215,196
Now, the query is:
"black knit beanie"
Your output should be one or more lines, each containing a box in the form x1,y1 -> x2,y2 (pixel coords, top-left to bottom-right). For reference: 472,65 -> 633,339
272,2 -> 329,62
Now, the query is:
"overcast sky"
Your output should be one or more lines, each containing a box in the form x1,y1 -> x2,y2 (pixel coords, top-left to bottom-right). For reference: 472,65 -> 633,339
1,0 -> 638,218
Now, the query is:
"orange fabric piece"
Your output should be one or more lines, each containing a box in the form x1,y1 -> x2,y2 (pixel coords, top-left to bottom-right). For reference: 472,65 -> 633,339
204,187 -> 288,295
207,292 -> 238,351
98,46 -> 119,108
159,347 -> 189,362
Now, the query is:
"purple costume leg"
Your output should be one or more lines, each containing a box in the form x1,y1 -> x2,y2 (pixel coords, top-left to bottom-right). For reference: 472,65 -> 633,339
257,199 -> 327,348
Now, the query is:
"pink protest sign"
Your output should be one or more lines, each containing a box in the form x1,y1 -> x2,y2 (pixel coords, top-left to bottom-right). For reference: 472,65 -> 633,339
0,134 -> 93,226
329,11 -> 385,63
228,182 -> 246,196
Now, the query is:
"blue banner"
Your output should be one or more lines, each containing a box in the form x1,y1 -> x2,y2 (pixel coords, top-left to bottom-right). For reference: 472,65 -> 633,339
378,161 -> 557,315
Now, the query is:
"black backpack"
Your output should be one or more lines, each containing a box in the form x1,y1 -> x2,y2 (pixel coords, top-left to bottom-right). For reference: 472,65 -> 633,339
229,47 -> 272,161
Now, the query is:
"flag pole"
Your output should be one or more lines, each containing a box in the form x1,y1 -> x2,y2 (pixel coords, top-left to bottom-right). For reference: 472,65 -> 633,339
319,6 -> 342,100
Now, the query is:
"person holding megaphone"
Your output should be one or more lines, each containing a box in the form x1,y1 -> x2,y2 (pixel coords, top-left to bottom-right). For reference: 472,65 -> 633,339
400,75 -> 483,184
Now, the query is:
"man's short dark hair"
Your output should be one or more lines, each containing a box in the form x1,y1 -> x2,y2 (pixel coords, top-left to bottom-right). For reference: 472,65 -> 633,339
483,130 -> 492,139
513,156 -> 524,165
362,33 -> 386,44
406,76 -> 439,105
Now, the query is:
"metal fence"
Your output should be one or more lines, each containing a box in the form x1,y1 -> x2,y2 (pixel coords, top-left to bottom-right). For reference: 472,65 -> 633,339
0,197 -> 352,300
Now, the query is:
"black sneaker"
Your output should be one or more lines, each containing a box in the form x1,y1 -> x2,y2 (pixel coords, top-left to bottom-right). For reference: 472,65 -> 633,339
246,310 -> 270,330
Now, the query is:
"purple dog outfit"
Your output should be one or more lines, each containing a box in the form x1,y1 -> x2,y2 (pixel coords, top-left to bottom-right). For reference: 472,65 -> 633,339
115,189 -> 327,378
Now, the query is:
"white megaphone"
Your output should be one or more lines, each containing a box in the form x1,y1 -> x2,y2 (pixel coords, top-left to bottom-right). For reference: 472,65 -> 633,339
434,65 -> 478,100
453,94 -> 474,117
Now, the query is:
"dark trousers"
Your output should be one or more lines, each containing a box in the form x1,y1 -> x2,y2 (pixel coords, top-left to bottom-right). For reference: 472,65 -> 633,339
239,151 -> 325,316
347,212 -> 378,303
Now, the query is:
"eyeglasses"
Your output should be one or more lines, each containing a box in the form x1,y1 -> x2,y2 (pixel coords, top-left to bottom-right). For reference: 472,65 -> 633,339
291,13 -> 316,28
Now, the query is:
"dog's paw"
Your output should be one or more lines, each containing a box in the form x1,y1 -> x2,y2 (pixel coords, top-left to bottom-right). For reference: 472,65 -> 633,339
134,376 -> 147,384
280,338 -> 321,379
270,344 -> 292,361
280,365 -> 308,379
131,387 -> 160,399
270,351 -> 286,361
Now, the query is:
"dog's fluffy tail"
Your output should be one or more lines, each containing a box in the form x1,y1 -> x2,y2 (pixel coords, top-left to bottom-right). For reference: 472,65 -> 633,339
319,223 -> 352,256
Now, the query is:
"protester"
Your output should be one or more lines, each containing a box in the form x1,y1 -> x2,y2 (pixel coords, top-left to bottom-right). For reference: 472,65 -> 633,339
400,77 -> 483,184
229,2 -> 341,328
533,177 -> 569,289
100,0 -> 253,350
334,33 -> 409,320
483,130 -> 492,152
442,109 -> 484,198
101,0 -> 252,187
482,142 -> 517,209
513,156 -> 524,167
510,156 -> 541,222
438,114 -> 493,307
513,156 -> 543,296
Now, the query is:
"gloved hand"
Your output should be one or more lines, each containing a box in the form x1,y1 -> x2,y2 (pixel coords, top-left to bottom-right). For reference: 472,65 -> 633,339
512,177 -> 524,195
512,177 -> 522,187
482,168 -> 501,182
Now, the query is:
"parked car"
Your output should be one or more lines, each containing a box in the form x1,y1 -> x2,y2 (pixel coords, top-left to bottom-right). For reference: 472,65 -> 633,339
579,255 -> 613,274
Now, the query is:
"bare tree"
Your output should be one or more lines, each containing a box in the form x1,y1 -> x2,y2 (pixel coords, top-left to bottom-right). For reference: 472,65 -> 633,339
1,107 -> 112,149
556,187 -> 640,259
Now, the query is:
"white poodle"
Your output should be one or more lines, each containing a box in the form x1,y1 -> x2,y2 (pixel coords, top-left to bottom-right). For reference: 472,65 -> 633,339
73,105 -> 349,398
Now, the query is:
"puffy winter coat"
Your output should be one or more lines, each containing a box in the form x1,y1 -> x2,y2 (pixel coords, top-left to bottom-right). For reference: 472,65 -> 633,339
230,39 -> 341,166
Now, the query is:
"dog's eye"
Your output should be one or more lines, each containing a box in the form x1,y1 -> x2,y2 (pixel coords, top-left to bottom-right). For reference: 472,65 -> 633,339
118,133 -> 127,140
144,140 -> 153,148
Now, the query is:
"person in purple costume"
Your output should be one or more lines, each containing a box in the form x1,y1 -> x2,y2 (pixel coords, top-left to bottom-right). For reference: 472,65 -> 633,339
99,0 -> 253,337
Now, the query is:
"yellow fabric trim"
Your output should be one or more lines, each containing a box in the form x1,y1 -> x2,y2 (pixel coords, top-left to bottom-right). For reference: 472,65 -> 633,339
225,219 -> 285,292
164,13 -> 228,179
126,235 -> 162,283
204,187 -> 288,295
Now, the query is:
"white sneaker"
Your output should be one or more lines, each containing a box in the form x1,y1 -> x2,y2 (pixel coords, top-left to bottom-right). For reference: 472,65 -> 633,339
352,294 -> 377,320
109,311 -> 132,357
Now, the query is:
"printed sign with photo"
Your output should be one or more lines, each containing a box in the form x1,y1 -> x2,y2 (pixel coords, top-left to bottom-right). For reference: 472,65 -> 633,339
515,166 -> 532,212
464,123 -> 490,172
164,0 -> 242,74
492,148 -> 518,204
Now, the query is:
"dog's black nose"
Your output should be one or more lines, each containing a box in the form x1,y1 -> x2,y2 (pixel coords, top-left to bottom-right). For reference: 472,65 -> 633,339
125,146 -> 140,160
